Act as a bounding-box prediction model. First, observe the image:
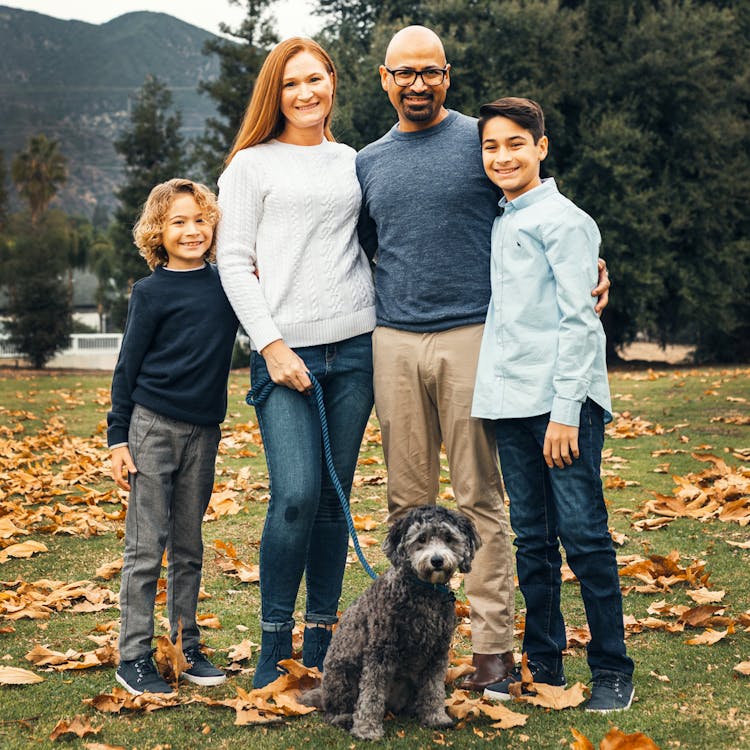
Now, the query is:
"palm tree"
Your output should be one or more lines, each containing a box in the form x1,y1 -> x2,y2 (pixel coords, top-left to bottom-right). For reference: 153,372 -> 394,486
11,134 -> 67,224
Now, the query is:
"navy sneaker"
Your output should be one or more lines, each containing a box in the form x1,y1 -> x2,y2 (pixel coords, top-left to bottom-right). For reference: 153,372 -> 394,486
483,660 -> 566,702
586,670 -> 634,712
116,652 -> 175,695
181,645 -> 227,687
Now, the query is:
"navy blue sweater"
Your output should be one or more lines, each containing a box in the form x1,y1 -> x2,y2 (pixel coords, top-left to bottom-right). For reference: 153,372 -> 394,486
107,264 -> 239,447
356,110 -> 501,332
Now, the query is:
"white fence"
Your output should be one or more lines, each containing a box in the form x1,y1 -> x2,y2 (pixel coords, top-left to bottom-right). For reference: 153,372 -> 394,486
0,333 -> 123,369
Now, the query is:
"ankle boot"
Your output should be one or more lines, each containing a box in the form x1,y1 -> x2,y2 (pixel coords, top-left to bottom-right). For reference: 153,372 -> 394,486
253,627 -> 292,688
302,624 -> 333,671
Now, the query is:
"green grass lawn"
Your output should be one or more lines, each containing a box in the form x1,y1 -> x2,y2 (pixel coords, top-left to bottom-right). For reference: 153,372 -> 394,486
0,365 -> 748,749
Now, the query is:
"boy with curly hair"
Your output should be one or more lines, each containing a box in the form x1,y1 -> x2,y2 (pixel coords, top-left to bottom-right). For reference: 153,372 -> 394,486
108,179 -> 238,694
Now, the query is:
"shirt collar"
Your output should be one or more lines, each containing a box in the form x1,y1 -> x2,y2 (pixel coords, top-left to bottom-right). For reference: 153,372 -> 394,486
498,177 -> 558,212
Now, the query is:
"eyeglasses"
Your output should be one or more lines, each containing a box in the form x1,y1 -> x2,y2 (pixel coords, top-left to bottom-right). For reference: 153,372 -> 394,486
384,66 -> 449,87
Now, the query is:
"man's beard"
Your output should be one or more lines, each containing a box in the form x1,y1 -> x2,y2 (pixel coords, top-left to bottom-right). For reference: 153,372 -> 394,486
401,93 -> 435,122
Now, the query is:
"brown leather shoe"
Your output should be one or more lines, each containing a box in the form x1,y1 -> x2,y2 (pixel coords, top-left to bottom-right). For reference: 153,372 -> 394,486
459,652 -> 515,692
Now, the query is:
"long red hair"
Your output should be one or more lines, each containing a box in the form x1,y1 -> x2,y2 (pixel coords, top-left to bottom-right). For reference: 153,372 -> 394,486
225,37 -> 337,166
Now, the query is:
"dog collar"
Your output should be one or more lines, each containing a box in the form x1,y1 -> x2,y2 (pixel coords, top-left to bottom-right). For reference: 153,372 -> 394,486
407,572 -> 455,602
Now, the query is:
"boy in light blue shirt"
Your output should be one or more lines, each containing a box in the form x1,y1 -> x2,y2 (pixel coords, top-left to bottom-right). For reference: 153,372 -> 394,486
471,98 -> 634,712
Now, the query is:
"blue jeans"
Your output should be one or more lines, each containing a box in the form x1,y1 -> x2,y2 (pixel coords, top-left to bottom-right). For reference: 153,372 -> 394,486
250,333 -> 374,634
495,399 -> 633,677
119,405 -> 220,660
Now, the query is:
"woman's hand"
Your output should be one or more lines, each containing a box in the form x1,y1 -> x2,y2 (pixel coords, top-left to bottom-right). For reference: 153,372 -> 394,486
111,445 -> 136,491
592,258 -> 611,315
261,339 -> 312,392
543,421 -> 580,469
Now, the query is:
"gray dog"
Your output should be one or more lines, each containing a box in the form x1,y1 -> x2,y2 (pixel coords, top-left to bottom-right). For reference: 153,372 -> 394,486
302,504 -> 481,740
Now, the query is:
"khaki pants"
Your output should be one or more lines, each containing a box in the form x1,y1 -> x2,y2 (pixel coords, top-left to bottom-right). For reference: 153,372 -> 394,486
373,324 -> 514,653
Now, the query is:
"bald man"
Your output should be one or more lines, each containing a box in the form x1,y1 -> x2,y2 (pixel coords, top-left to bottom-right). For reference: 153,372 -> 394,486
356,26 -> 610,691
356,26 -> 516,691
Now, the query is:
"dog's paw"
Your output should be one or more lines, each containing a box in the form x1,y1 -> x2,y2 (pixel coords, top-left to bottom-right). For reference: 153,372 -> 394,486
420,710 -> 455,729
351,722 -> 384,741
329,713 -> 353,730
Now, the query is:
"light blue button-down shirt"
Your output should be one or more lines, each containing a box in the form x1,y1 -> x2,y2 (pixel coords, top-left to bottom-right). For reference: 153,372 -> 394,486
471,178 -> 612,426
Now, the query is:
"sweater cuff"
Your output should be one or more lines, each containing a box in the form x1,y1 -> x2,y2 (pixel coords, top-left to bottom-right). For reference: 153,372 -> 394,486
550,396 -> 582,427
248,320 -> 284,353
109,442 -> 128,451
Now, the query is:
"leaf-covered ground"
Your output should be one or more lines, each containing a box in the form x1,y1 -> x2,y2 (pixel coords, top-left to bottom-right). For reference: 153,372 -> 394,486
0,366 -> 748,749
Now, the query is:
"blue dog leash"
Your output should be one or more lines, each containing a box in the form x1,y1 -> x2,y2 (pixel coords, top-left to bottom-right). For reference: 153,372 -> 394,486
246,372 -> 379,580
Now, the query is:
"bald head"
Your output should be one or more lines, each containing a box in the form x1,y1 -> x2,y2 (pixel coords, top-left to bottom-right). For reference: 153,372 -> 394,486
385,26 -> 446,67
379,25 -> 451,132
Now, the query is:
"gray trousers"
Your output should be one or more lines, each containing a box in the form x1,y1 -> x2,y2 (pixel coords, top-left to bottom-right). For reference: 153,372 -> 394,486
118,404 -> 220,661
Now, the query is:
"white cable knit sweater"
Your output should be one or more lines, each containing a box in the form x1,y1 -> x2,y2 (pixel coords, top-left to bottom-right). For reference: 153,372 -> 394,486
216,139 -> 376,352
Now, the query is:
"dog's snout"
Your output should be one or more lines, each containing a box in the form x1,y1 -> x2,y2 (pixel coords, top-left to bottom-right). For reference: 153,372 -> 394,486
430,555 -> 444,569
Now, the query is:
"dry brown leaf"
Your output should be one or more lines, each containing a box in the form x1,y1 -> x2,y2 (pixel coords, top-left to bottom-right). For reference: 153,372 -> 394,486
569,727 -> 595,750
197,613 -> 222,629
686,587 -> 725,604
95,558 -> 123,580
154,624 -> 188,684
445,663 -> 475,683
85,686 -> 186,714
49,715 -> 101,741
649,670 -> 670,682
679,605 -> 726,628
352,513 -> 380,530
226,639 -> 258,663
600,726 -> 661,750
444,689 -> 481,720
515,681 -> 589,710
83,744 -> 126,750
733,661 -> 750,676
726,539 -> 750,549
684,626 -> 732,645
0,665 -> 44,684
0,540 -> 49,563
476,700 -> 528,729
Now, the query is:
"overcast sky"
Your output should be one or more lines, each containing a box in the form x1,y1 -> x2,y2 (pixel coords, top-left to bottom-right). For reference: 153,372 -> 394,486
1,0 -> 322,39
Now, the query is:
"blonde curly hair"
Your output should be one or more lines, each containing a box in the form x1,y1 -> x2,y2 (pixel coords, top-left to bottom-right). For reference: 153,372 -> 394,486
133,179 -> 220,270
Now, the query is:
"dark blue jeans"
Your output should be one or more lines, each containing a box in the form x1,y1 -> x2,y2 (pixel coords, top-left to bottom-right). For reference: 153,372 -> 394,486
250,333 -> 374,635
495,399 -> 633,678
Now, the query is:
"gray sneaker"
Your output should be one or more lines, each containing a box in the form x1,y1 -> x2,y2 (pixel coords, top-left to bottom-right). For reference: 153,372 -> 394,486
586,670 -> 634,712
181,645 -> 227,686
116,653 -> 175,695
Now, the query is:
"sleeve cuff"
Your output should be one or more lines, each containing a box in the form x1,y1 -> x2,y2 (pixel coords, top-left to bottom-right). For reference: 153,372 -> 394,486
550,396 -> 583,427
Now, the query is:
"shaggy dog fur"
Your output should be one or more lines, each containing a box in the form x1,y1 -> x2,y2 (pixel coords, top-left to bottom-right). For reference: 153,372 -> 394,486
302,504 -> 481,740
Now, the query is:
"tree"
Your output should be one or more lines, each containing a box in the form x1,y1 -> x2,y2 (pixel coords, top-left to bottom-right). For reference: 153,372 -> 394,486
11,134 -> 67,225
4,272 -> 72,368
0,149 -> 8,230
111,76 -> 187,291
1,209 -> 76,368
197,0 -> 279,183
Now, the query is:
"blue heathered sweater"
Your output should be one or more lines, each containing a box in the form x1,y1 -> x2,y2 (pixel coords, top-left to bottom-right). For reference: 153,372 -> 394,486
107,264 -> 239,447
356,110 -> 501,332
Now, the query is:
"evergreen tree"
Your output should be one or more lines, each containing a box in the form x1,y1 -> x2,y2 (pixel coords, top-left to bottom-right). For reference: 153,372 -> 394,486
4,271 -> 72,368
111,76 -> 187,291
2,209 -> 76,368
11,134 -> 67,225
0,149 -> 8,230
197,0 -> 279,183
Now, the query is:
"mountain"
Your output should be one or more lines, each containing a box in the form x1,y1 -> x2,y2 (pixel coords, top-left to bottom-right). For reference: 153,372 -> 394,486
0,6 -> 222,217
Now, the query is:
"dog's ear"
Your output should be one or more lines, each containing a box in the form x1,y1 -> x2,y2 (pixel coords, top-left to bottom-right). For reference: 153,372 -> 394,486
383,514 -> 410,566
455,513 -> 482,573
